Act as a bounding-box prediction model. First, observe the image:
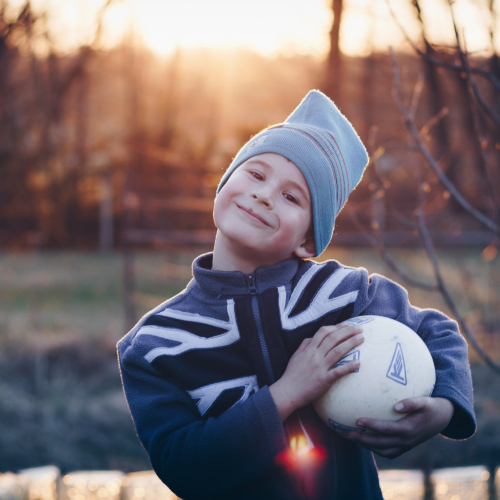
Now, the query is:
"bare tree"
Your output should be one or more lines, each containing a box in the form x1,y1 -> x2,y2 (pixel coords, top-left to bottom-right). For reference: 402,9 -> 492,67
0,0 -> 116,247
357,0 -> 500,374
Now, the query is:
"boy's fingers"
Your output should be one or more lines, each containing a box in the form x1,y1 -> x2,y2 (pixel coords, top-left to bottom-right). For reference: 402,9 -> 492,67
393,397 -> 430,413
296,337 -> 313,352
311,325 -> 342,348
319,324 -> 363,353
347,431 -> 404,448
314,322 -> 361,349
328,359 -> 359,380
324,332 -> 364,367
354,417 -> 409,436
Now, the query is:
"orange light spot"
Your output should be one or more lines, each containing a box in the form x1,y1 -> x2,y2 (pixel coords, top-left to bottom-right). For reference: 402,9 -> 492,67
482,242 -> 497,262
275,440 -> 327,472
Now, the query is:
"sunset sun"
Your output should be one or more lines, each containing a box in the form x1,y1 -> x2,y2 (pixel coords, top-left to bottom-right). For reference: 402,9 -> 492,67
103,0 -> 332,56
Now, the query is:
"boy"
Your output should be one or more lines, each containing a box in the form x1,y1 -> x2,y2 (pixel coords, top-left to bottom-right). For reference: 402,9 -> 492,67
118,91 -> 475,500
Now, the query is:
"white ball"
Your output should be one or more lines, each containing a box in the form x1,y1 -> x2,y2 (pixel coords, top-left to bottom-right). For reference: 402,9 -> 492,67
313,315 -> 436,434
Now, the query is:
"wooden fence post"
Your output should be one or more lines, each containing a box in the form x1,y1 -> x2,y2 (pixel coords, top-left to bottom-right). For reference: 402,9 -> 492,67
123,247 -> 136,332
424,468 -> 433,500
99,172 -> 113,252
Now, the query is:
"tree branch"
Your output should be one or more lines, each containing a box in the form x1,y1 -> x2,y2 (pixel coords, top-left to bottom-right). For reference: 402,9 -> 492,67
385,0 -> 500,92
389,47 -> 500,237
346,207 -> 437,292
411,157 -> 500,373
416,207 -> 500,374
448,2 -> 500,217
418,106 -> 449,140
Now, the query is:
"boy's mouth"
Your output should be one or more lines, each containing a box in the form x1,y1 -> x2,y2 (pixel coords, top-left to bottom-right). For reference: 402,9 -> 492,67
236,204 -> 270,227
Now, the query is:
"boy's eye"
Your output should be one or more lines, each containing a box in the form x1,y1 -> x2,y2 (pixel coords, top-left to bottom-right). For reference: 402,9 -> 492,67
284,193 -> 299,204
250,171 -> 264,181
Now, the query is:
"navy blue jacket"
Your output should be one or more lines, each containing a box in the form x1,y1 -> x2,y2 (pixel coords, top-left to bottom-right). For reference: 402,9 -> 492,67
118,253 -> 476,500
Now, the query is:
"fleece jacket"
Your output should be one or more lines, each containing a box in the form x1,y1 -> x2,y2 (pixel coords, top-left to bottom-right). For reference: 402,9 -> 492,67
118,253 -> 476,500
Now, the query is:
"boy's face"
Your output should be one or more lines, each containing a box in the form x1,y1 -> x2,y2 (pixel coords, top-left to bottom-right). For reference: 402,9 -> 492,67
214,153 -> 315,265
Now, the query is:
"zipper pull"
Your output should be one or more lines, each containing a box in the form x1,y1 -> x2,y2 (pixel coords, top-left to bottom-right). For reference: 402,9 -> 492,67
247,275 -> 257,294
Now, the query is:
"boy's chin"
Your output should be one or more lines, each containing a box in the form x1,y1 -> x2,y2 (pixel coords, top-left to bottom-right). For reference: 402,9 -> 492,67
221,233 -> 295,262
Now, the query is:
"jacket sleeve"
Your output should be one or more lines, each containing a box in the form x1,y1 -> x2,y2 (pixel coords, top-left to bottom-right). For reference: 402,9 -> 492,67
347,268 -> 476,440
117,336 -> 288,500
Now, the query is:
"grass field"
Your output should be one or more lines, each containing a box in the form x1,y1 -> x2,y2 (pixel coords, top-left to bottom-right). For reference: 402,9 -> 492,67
1,247 -> 498,355
0,247 -> 499,473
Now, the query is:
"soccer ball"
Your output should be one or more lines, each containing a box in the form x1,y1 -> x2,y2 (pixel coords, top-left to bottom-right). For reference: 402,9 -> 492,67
313,315 -> 436,434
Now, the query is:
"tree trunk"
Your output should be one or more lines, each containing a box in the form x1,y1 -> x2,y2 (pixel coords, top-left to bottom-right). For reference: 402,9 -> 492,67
324,0 -> 343,103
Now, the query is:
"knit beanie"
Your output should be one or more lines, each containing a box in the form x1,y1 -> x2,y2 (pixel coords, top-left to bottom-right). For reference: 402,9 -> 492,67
217,90 -> 369,256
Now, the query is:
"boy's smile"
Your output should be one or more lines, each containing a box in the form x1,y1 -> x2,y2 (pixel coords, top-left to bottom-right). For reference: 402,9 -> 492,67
236,204 -> 271,227
212,153 -> 315,273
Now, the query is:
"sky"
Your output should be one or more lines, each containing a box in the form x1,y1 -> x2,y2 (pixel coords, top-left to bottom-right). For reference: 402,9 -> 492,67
4,0 -> 499,58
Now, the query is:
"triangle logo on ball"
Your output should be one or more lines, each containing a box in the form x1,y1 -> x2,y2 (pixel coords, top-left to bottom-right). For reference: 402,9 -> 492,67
386,343 -> 407,386
333,350 -> 360,373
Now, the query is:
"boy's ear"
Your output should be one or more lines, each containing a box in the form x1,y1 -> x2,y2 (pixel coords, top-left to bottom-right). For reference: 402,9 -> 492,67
294,234 -> 316,259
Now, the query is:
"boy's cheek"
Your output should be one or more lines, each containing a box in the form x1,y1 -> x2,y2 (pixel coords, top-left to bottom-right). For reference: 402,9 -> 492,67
213,194 -> 231,228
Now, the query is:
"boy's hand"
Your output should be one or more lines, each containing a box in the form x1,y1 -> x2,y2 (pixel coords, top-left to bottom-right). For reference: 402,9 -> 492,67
346,397 -> 454,458
269,323 -> 364,422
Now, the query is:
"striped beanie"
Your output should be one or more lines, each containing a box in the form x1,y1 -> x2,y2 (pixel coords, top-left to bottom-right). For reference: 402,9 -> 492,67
217,90 -> 369,256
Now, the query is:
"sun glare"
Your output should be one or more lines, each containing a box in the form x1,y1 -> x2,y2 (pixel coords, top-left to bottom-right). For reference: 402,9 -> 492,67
5,0 -> 499,57
123,0 -> 332,57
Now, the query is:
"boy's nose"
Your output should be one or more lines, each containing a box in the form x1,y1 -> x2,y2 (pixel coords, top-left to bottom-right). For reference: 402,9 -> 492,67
251,189 -> 274,208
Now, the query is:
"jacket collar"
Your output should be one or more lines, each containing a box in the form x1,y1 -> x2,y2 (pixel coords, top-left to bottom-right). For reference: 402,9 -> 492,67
192,253 -> 300,298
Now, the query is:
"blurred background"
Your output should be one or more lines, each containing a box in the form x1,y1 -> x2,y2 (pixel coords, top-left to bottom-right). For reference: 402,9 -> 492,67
0,0 -> 499,480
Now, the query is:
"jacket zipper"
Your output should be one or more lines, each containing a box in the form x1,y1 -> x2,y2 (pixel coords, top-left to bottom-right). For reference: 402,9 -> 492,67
246,274 -> 308,500
247,274 -> 275,384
